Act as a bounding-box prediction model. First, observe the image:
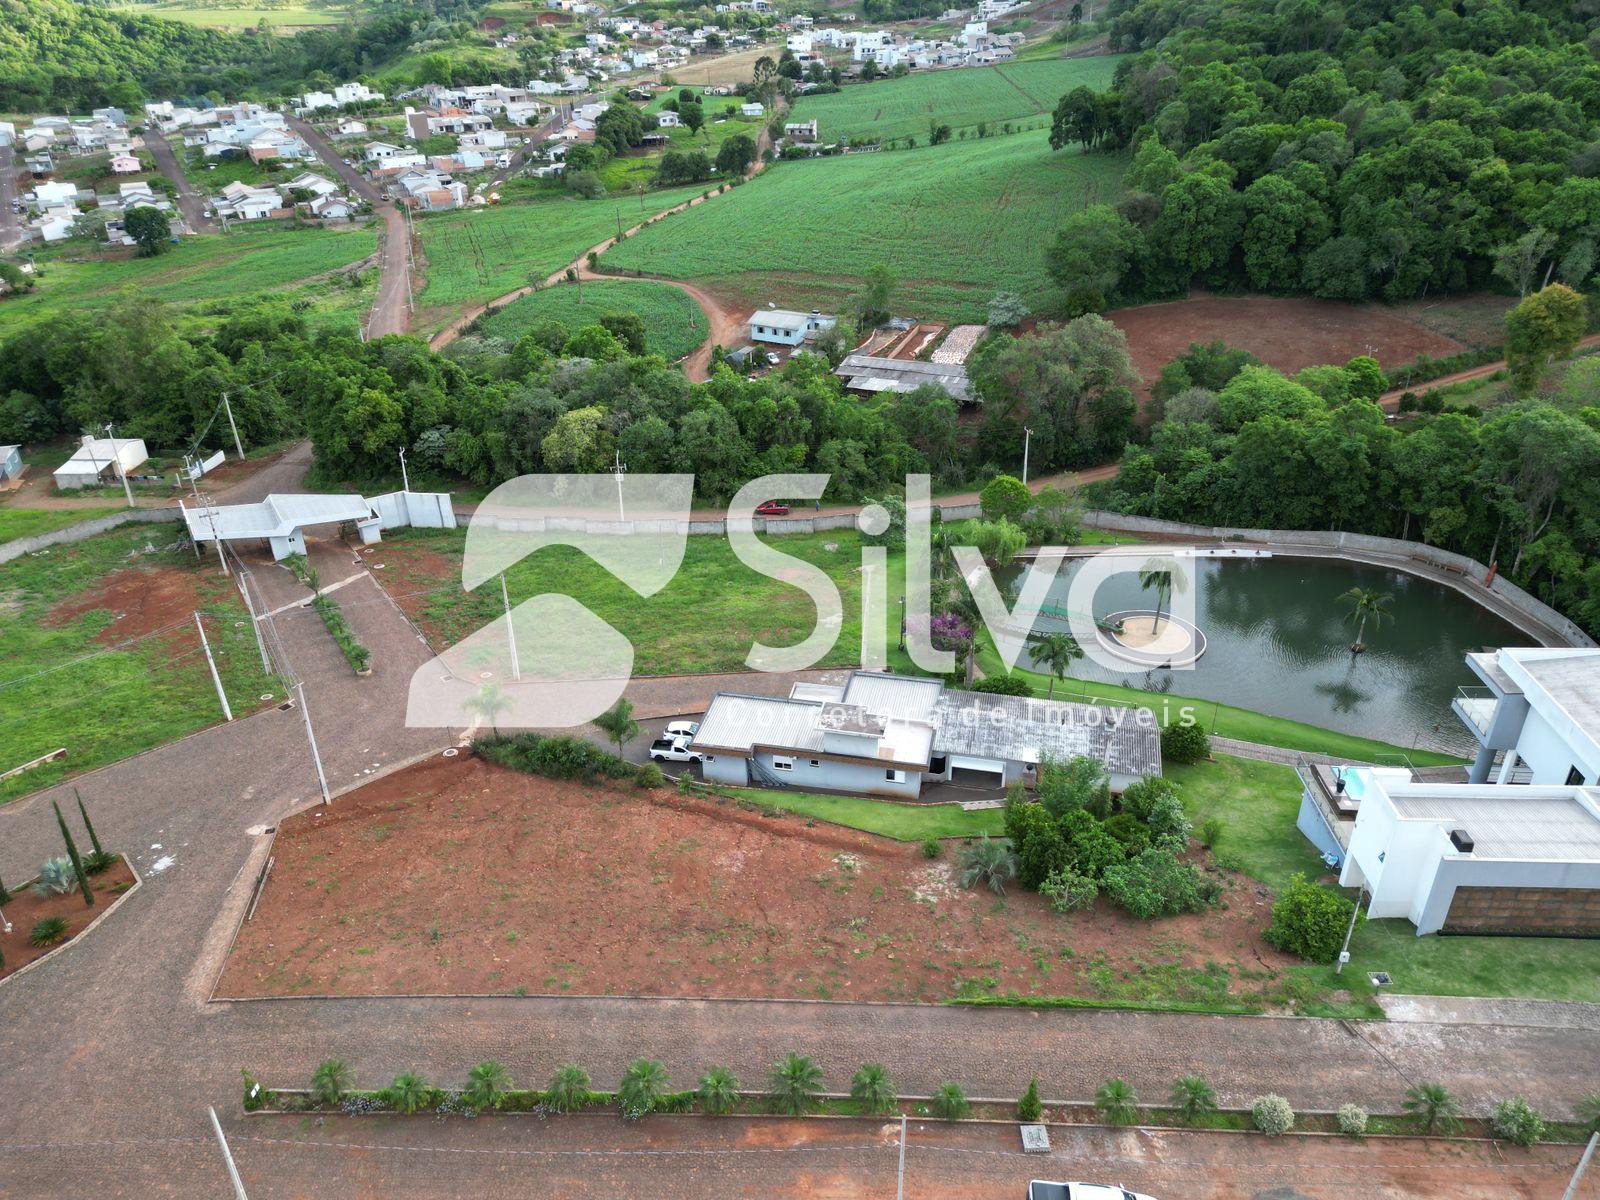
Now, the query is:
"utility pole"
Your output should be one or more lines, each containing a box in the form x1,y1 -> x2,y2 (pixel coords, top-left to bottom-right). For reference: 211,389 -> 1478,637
1335,886 -> 1365,975
104,423 -> 135,508
612,449 -> 627,523
209,1106 -> 250,1200
398,446 -> 411,493
896,1113 -> 907,1200
1563,1132 -> 1599,1200
221,391 -> 245,460
501,572 -> 521,681
195,612 -> 234,722
1021,426 -> 1033,486
295,682 -> 331,804
235,568 -> 271,675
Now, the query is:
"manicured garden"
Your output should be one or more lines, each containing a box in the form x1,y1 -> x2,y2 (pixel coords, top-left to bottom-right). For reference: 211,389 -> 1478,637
477,279 -> 707,361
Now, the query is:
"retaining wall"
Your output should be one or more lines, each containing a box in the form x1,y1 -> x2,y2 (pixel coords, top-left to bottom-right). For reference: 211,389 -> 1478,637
0,507 -> 182,564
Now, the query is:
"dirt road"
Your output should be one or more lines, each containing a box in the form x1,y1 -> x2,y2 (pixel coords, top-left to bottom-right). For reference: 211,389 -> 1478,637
1377,331 -> 1600,410
141,131 -> 216,234
285,113 -> 411,338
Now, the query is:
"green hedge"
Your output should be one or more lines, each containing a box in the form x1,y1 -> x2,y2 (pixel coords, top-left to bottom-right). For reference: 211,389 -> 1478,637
477,732 -> 642,783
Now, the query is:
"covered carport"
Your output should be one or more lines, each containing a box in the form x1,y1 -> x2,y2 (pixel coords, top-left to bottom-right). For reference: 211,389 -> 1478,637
182,492 -> 383,560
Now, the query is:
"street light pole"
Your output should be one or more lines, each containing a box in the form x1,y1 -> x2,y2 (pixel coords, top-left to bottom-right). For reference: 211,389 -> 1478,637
1335,886 -> 1365,975
612,450 -> 627,523
104,423 -> 135,508
398,446 -> 411,493
1021,426 -> 1033,485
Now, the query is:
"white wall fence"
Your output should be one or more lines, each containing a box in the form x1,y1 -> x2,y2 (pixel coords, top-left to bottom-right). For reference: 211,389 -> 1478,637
0,508 -> 182,564
368,490 -> 457,530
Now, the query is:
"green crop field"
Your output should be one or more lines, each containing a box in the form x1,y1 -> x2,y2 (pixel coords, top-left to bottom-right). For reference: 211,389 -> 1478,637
601,131 -> 1127,321
789,56 -> 1125,143
0,225 -> 378,335
412,187 -> 709,332
478,280 -> 708,360
0,524 -> 278,803
109,0 -> 347,27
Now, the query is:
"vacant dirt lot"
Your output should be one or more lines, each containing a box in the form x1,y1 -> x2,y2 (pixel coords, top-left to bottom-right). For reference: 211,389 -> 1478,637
1108,295 -> 1466,393
218,754 -> 1295,1004
47,564 -> 210,645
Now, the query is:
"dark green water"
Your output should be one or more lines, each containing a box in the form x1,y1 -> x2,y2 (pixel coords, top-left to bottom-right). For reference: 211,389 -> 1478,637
1003,554 -> 1527,754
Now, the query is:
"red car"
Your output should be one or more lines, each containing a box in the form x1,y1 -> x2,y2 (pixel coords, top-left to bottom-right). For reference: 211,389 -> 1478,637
755,500 -> 791,516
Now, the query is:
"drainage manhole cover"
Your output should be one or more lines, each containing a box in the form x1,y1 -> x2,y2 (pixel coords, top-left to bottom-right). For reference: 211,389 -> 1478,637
443,748 -> 459,758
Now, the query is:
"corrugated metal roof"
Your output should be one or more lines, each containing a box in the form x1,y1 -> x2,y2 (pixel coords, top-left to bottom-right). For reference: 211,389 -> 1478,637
692,693 -> 826,754
1391,790 -> 1600,861
842,672 -> 943,722
932,689 -> 1161,778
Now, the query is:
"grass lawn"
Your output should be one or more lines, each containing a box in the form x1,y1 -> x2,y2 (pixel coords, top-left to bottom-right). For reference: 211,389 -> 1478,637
788,56 -> 1124,143
1172,754 -> 1600,1007
476,279 -> 707,360
600,131 -> 1128,322
977,644 -> 1464,767
0,506 -> 122,544
412,187 -> 708,333
0,524 -> 278,802
109,0 -> 346,27
596,91 -> 768,192
735,786 -> 1005,840
0,225 -> 378,334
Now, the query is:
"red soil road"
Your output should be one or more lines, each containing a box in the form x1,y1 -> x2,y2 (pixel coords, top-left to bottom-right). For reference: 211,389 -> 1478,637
217,753 -> 1297,1004
1107,294 -> 1466,397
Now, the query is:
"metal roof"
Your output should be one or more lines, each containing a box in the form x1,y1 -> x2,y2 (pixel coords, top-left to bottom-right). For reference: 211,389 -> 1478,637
841,671 -> 943,722
932,689 -> 1162,778
835,354 -> 973,403
183,493 -> 375,541
1390,790 -> 1600,862
692,693 -> 827,754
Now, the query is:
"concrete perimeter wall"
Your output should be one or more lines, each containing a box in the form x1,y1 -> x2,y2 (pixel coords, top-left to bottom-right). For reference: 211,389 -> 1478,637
0,508 -> 181,565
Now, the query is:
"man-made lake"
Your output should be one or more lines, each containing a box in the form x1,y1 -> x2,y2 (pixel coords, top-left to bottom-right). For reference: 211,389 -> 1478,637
1005,553 -> 1528,755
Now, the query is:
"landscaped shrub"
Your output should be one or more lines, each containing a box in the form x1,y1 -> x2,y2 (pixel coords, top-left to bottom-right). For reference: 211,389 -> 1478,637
1265,874 -> 1360,964
1168,1075 -> 1217,1123
1160,721 -> 1210,765
77,795 -> 114,873
958,835 -> 1017,895
386,1071 -> 433,1115
921,836 -> 943,859
1491,1097 -> 1545,1146
1119,775 -> 1179,821
850,1063 -> 897,1115
464,1060 -> 512,1112
29,915 -> 68,947
1403,1082 -> 1462,1135
970,673 -> 1033,696
311,1058 -> 351,1106
52,801 -> 92,906
1198,817 -> 1224,850
1100,811 -> 1151,856
1577,1091 -> 1600,1135
33,857 -> 78,897
618,1059 -> 670,1119
767,1053 -> 824,1116
1094,1078 -> 1138,1126
635,762 -> 666,789
932,1082 -> 970,1120
547,1064 -> 592,1112
241,1069 -> 275,1112
1337,1103 -> 1369,1137
1040,867 -> 1097,912
979,474 -> 1032,524
1017,1076 -> 1042,1122
1102,847 -> 1206,918
697,1066 -> 740,1116
1251,1094 -> 1294,1135
1145,794 -> 1193,850
478,733 -> 638,783
311,594 -> 370,673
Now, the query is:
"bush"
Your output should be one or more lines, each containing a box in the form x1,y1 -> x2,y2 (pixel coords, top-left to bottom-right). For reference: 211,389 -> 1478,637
478,733 -> 637,783
1337,1103 -> 1368,1136
241,1069 -> 274,1112
33,857 -> 78,896
1160,721 -> 1210,765
767,1052 -> 824,1116
311,1058 -> 351,1105
1265,874 -> 1359,963
1017,1076 -> 1042,1122
547,1064 -> 592,1113
697,1066 -> 740,1116
29,915 -> 68,946
932,1081 -> 970,1120
83,849 -> 118,874
979,474 -> 1033,524
1145,794 -> 1192,849
850,1063 -> 897,1115
618,1059 -> 670,1119
921,836 -> 943,859
970,673 -> 1033,696
310,593 -> 370,673
387,1071 -> 433,1114
1040,867 -> 1098,912
1169,1075 -> 1217,1123
1094,1078 -> 1138,1125
1251,1094 -> 1294,1135
635,762 -> 666,789
1491,1097 -> 1545,1146
1118,775 -> 1179,821
1198,817 -> 1224,849
1102,847 -> 1206,918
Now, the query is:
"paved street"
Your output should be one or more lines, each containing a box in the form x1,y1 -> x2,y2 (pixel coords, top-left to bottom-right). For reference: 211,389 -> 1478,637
142,130 -> 216,234
0,144 -> 23,251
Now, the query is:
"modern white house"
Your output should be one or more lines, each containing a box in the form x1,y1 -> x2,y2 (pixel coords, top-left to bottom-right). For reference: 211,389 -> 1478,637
1452,646 -> 1600,786
692,671 -> 1161,799
53,436 -> 148,490
747,308 -> 836,346
1335,766 -> 1600,936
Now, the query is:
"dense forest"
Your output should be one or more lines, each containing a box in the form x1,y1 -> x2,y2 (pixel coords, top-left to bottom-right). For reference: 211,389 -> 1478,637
1047,0 -> 1600,305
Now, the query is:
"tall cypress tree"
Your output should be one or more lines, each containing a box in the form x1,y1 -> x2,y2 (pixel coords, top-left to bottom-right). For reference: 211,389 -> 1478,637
53,801 -> 93,908
75,789 -> 104,858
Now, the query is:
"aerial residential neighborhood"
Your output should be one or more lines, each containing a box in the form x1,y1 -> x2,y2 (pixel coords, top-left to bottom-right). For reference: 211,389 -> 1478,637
4,0 -> 1600,1195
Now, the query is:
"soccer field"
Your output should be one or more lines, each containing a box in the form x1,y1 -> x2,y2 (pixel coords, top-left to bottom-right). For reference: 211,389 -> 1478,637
600,131 -> 1126,322
788,55 -> 1125,143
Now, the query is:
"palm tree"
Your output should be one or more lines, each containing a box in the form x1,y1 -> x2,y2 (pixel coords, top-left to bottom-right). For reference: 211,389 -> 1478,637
1094,1078 -> 1139,1126
1168,1075 -> 1217,1124
766,1052 -> 824,1116
618,1058 -> 670,1117
1138,559 -> 1187,632
1403,1082 -> 1462,1135
594,697 -> 639,758
849,1063 -> 897,1115
1032,631 -> 1083,699
464,1060 -> 511,1112
958,835 -> 1017,895
1575,1090 -> 1600,1135
931,1082 -> 970,1120
547,1064 -> 592,1113
466,681 -> 508,735
1339,586 -> 1393,653
387,1071 -> 431,1115
310,1058 -> 351,1106
697,1066 -> 740,1116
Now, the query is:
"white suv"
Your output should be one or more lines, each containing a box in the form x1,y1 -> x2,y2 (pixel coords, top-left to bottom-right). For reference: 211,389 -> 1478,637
1028,1183 -> 1157,1200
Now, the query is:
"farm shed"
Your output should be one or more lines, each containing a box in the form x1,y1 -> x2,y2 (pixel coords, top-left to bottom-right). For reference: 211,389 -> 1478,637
53,437 -> 147,490
835,354 -> 973,404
